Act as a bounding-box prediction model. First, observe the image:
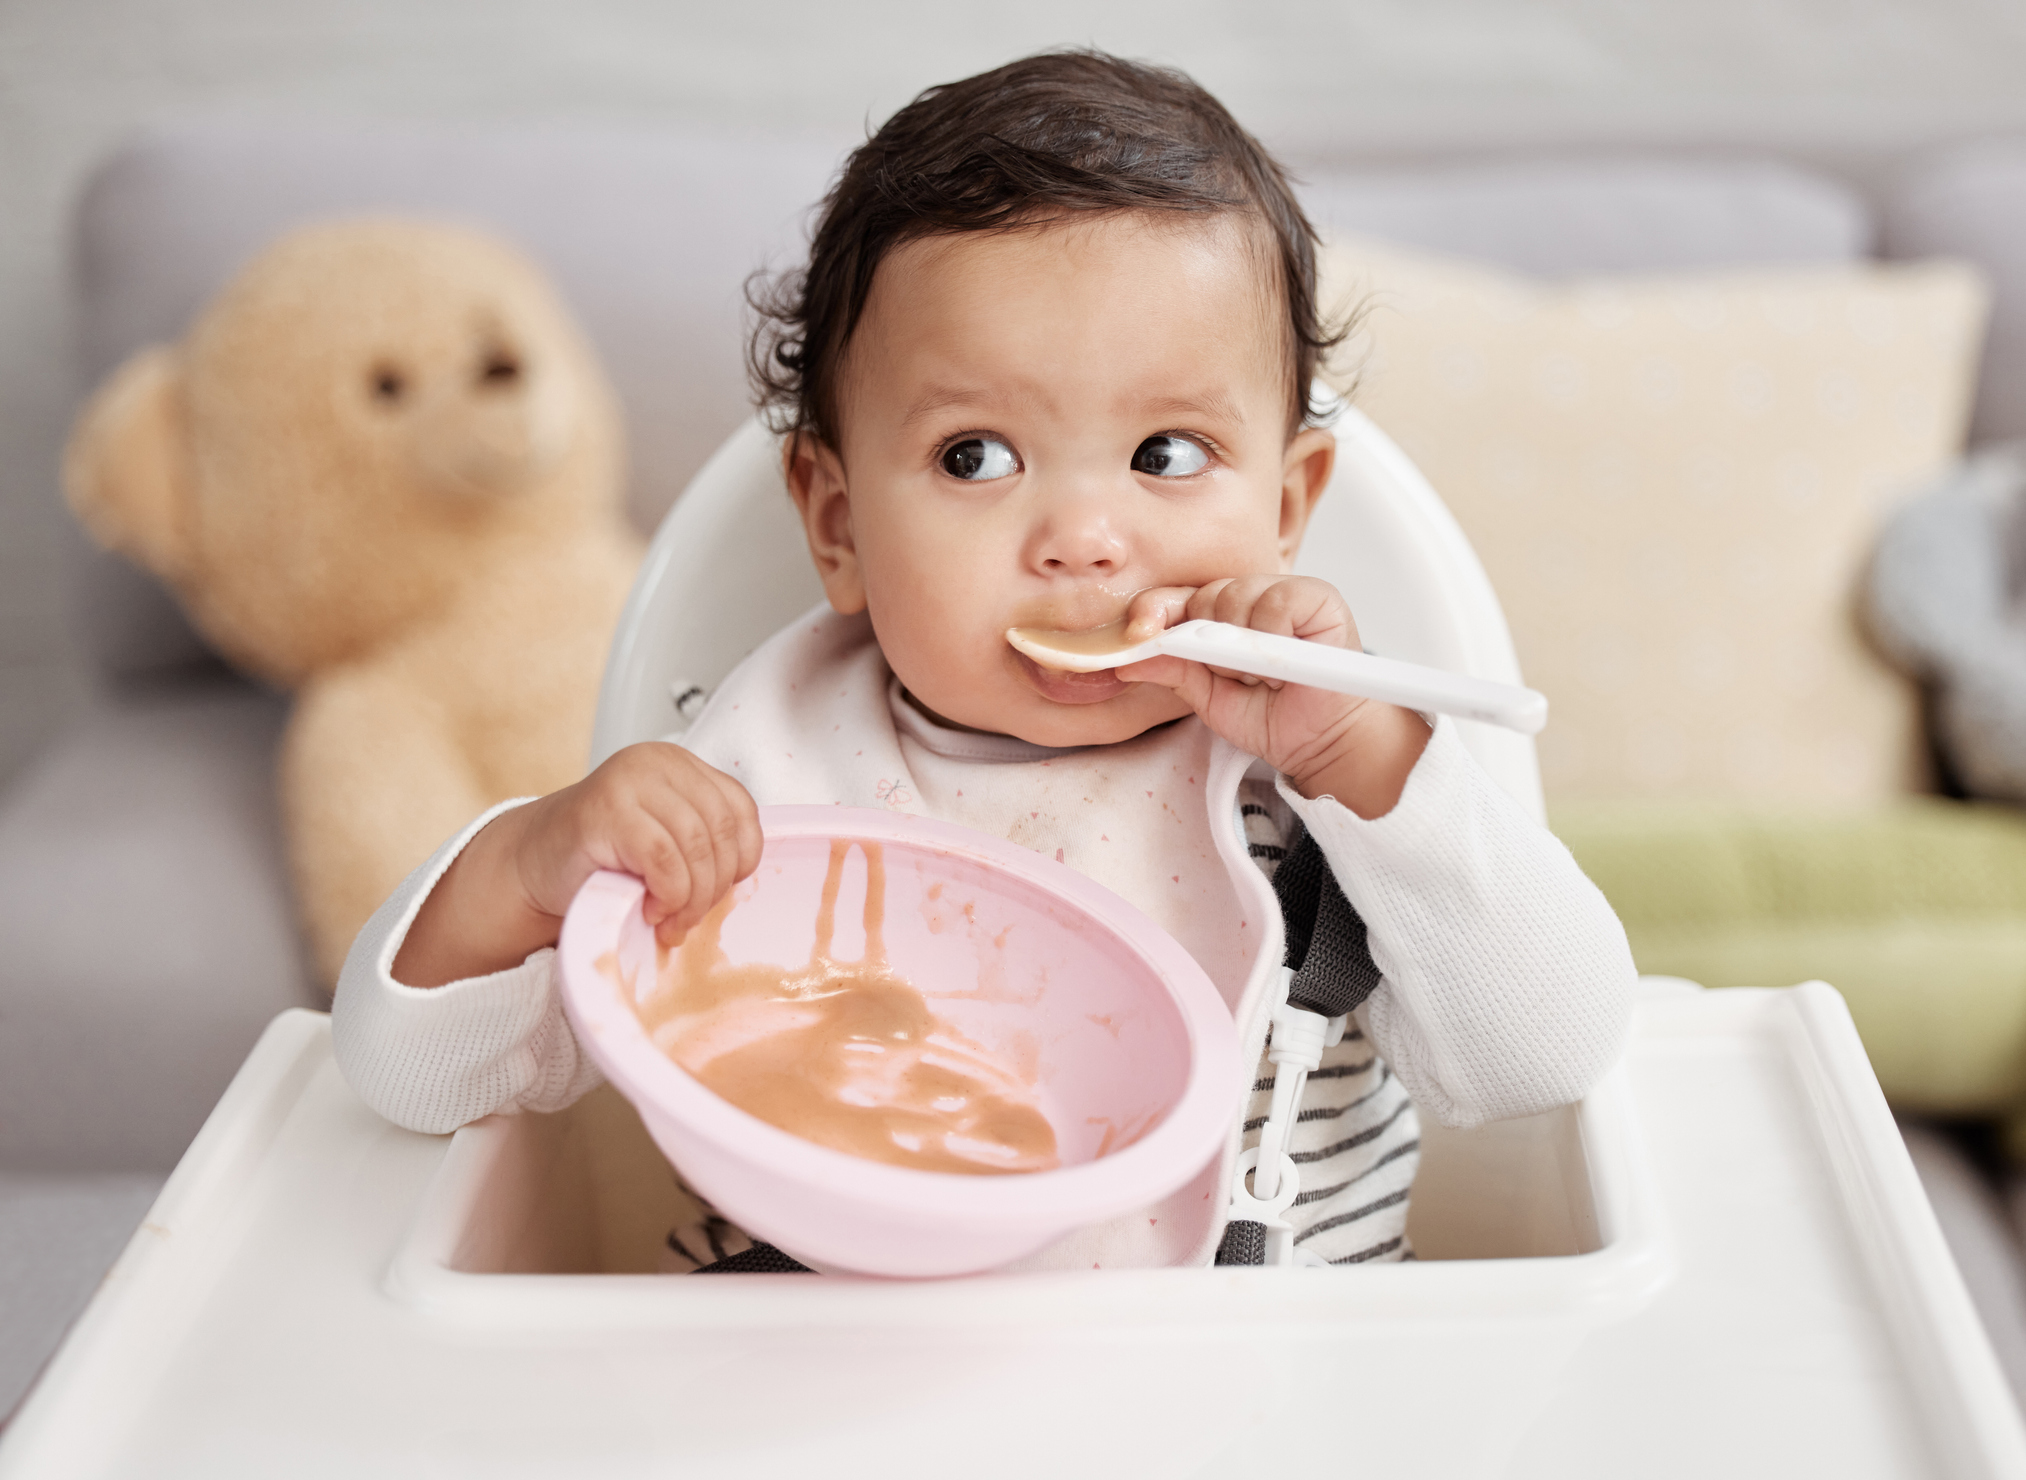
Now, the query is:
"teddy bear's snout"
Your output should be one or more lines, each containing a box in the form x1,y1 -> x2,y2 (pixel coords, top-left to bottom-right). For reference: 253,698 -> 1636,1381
404,337 -> 576,501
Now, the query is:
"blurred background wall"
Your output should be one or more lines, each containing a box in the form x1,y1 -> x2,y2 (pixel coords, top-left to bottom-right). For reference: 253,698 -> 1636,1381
7,0 -> 2026,788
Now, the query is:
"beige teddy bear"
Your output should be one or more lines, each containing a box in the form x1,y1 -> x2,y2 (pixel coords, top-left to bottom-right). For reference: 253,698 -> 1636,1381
65,219 -> 643,986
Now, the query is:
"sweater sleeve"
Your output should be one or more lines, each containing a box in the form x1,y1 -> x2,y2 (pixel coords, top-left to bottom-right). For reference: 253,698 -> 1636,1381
1278,716 -> 1636,1128
329,798 -> 604,1134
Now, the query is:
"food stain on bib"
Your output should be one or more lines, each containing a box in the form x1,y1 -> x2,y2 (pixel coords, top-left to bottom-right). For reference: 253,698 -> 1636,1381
623,840 -> 1059,1176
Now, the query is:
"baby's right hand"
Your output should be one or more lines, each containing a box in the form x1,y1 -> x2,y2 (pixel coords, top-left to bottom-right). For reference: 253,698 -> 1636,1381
513,743 -> 763,945
393,743 -> 760,988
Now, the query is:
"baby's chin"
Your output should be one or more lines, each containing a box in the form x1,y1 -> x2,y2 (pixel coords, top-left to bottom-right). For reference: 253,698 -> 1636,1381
945,684 -> 1193,750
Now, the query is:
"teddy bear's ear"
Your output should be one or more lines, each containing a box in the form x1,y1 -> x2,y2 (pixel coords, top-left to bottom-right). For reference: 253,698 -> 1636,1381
63,346 -> 194,583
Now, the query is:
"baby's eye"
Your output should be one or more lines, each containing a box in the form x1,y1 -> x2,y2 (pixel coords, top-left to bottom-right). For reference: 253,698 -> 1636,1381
940,437 -> 1019,481
1132,435 -> 1209,477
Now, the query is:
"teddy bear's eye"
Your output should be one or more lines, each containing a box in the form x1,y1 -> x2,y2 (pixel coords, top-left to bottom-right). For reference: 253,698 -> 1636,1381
370,366 -> 407,405
478,350 -> 521,387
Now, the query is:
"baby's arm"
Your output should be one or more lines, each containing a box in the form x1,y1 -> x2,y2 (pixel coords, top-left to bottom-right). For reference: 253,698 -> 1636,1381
332,744 -> 759,1133
395,743 -> 760,986
1281,719 -> 1637,1127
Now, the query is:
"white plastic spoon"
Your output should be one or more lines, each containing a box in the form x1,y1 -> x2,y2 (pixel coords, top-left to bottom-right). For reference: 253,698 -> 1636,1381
1005,619 -> 1548,735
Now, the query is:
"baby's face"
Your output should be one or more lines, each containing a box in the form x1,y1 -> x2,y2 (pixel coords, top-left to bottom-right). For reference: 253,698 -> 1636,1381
789,212 -> 1334,747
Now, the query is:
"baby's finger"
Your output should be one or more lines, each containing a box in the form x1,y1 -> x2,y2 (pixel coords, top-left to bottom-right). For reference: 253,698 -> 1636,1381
665,804 -> 734,939
622,810 -> 695,937
1255,575 -> 1356,647
1204,576 -> 1357,656
1122,587 -> 1195,643
1115,652 -> 1194,689
1229,578 -> 1295,636
1150,579 -> 1239,684
1204,577 -> 1284,634
680,771 -> 759,913
1183,579 -> 1244,626
708,768 -> 765,883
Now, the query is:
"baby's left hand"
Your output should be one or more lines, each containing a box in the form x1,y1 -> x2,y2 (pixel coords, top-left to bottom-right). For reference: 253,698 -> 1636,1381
1116,576 -> 1431,820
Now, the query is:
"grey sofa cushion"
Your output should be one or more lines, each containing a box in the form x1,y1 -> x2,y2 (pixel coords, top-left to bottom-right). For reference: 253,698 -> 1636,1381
1296,156 -> 1870,276
70,119 -> 853,678
0,1170 -> 163,1423
0,678 -> 316,1170
1883,139 -> 2026,446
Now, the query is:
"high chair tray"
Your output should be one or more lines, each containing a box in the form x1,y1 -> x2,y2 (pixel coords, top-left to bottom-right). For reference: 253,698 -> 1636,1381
3,985 -> 2022,1479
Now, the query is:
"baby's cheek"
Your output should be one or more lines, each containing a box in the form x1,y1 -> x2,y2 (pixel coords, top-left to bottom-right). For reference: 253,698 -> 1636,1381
872,617 -> 989,715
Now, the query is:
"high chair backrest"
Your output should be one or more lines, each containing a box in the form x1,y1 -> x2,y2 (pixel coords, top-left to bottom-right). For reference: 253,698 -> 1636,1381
591,408 -> 1545,822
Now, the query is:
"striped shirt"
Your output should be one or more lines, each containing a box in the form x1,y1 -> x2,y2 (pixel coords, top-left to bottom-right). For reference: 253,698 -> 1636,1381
1237,791 -> 1417,1264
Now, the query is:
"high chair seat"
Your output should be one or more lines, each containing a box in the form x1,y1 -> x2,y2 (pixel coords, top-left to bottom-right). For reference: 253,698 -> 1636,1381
590,407 -> 1546,823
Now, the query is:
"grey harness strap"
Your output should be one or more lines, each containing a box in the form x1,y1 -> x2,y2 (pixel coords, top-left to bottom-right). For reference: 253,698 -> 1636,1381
1270,824 -> 1383,1022
695,1242 -> 813,1274
1215,824 -> 1380,1266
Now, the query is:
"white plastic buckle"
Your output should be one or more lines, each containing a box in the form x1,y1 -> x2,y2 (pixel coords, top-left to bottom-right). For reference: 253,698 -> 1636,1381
1227,1145 -> 1302,1266
669,679 -> 709,728
1225,970 -> 1349,1265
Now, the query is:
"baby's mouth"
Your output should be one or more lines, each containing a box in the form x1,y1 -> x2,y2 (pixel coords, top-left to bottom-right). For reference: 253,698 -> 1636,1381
1012,649 -> 1132,706
1006,594 -> 1145,705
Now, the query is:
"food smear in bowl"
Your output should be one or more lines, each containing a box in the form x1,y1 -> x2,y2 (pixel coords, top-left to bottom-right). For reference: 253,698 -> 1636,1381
606,840 -> 1059,1176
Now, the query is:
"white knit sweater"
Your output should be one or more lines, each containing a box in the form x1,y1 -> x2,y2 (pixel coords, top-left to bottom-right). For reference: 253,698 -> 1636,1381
333,607 -> 1636,1269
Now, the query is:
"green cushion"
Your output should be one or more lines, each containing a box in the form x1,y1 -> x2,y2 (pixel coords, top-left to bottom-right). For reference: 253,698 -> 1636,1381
1553,798 -> 2026,1122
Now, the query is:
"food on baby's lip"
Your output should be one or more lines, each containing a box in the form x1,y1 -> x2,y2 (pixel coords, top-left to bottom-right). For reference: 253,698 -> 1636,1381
626,839 -> 1059,1176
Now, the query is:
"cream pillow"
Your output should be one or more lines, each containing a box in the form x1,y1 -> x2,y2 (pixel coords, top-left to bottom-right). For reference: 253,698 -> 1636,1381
1319,237 -> 1990,803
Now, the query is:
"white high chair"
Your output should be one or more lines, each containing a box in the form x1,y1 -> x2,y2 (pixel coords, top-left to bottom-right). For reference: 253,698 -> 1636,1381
6,418 -> 2024,1480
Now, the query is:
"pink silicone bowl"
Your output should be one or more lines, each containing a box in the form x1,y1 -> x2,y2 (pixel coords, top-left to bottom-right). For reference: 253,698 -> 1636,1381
557,805 -> 1243,1278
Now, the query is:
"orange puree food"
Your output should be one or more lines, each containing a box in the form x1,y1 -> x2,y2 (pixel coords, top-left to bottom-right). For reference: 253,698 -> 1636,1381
1004,617 -> 1133,664
628,840 -> 1059,1176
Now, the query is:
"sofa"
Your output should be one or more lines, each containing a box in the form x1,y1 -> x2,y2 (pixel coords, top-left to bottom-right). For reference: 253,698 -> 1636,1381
6,117 -> 2026,1420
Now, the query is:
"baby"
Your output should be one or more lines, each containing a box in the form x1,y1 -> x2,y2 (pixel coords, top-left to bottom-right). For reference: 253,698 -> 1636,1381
333,51 -> 1636,1271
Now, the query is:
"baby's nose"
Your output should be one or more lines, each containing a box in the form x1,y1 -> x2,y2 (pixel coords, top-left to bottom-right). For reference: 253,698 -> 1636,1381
1041,545 -> 1120,574
1033,499 -> 1127,575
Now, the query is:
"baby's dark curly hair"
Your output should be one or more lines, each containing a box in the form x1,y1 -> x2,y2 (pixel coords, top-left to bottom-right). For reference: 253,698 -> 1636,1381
747,50 -> 1344,449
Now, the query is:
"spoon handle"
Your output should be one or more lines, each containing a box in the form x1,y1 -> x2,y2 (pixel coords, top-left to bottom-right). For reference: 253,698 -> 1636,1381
1155,621 -> 1548,735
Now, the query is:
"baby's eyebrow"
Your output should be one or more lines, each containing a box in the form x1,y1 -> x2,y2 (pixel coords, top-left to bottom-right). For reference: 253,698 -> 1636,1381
896,385 -> 1247,430
1136,390 -> 1246,427
898,386 -> 1000,430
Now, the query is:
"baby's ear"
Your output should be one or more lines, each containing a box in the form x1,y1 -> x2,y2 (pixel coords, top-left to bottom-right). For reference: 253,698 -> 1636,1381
1277,426 -> 1336,569
64,347 -> 195,584
783,433 -> 866,615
